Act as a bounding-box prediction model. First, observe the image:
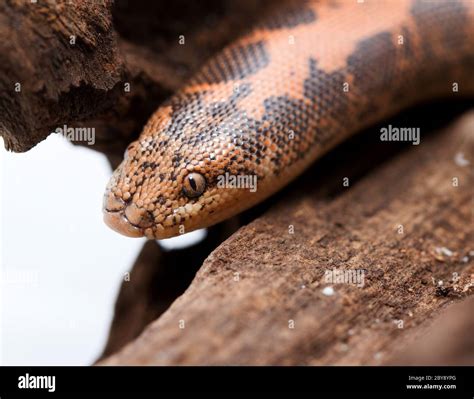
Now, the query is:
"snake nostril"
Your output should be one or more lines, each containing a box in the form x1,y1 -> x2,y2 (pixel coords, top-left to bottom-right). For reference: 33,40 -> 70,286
103,193 -> 125,212
124,203 -> 154,228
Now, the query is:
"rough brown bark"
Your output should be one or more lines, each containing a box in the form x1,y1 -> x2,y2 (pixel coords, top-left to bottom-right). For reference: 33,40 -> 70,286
386,297 -> 474,365
0,0 -> 121,152
100,110 -> 474,366
98,219 -> 240,360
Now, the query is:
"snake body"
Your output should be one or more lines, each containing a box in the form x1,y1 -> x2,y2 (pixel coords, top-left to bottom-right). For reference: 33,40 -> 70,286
103,0 -> 474,239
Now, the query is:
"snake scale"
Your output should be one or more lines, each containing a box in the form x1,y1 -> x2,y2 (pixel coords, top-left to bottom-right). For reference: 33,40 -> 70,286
103,0 -> 474,239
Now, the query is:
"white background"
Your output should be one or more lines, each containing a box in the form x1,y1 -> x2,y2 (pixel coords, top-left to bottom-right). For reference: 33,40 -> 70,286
0,135 -> 145,365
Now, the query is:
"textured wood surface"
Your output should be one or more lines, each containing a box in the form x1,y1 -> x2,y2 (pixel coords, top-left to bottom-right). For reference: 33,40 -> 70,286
387,296 -> 474,365
0,0 -> 120,151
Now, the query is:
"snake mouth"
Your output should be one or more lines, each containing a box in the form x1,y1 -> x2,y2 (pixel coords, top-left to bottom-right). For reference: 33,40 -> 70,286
103,209 -> 145,238
102,193 -> 145,238
103,208 -> 184,240
102,193 -> 176,239
102,189 -> 202,240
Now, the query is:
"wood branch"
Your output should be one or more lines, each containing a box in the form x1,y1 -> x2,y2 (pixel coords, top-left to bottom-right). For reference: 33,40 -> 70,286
0,0 -> 277,156
386,297 -> 474,365
97,220 -> 239,361
0,0 -> 122,151
100,109 -> 474,365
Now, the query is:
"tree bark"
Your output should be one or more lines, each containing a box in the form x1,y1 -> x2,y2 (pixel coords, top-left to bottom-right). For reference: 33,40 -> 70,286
386,297 -> 474,366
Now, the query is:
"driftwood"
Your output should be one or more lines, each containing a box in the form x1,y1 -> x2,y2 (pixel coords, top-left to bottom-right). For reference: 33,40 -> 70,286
98,221 -> 239,360
387,297 -> 474,366
0,0 -> 121,152
100,110 -> 474,365
1,1 -> 472,366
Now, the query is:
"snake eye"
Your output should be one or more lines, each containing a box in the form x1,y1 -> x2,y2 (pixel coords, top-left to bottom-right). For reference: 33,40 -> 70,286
183,172 -> 206,198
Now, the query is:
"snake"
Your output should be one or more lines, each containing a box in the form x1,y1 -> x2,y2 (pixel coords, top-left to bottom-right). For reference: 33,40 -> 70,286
103,0 -> 474,239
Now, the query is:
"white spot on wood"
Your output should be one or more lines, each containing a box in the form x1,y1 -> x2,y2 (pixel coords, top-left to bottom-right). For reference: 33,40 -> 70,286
454,152 -> 469,167
322,286 -> 335,296
436,247 -> 453,257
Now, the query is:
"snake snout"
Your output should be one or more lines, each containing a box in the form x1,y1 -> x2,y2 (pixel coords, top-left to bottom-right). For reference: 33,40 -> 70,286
103,194 -> 146,238
123,203 -> 154,229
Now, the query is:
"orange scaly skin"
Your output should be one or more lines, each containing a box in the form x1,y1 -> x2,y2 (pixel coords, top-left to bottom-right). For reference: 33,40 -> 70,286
104,0 -> 474,239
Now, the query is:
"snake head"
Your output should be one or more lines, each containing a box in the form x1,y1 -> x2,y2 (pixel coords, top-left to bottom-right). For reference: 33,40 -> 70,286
102,105 -> 265,239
